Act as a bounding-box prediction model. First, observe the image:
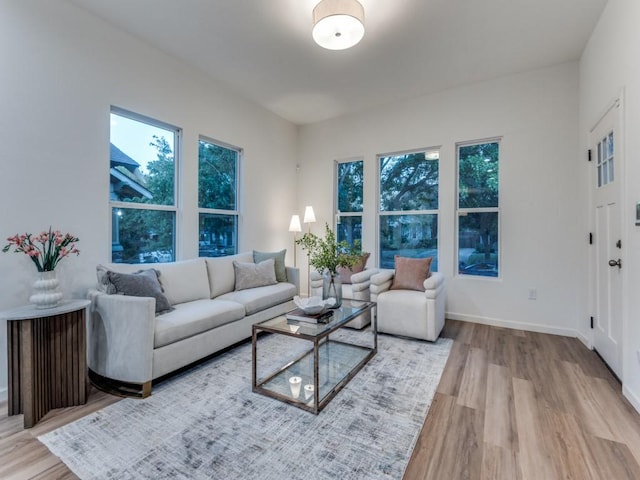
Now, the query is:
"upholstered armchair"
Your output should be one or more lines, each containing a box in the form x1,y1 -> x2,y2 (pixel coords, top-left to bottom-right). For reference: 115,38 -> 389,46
370,267 -> 445,341
310,267 -> 378,329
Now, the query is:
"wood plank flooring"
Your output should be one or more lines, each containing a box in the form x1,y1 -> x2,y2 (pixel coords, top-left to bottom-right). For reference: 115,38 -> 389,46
1,319 -> 640,479
404,320 -> 640,480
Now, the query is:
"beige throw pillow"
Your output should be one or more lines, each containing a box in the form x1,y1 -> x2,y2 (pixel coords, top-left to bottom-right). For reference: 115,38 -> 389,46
233,258 -> 278,291
390,256 -> 433,292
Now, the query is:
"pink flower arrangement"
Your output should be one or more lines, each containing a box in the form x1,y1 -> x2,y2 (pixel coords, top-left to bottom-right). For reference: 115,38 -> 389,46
2,227 -> 80,272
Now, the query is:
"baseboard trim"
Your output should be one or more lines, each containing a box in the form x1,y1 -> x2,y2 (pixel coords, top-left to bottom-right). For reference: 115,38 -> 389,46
576,331 -> 592,349
623,385 -> 640,415
446,312 -> 578,338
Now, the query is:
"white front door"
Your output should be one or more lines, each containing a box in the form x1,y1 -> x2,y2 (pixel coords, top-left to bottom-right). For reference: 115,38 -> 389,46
591,100 -> 623,378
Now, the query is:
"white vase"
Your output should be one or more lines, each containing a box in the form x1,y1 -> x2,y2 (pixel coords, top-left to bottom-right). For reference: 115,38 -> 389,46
30,270 -> 63,309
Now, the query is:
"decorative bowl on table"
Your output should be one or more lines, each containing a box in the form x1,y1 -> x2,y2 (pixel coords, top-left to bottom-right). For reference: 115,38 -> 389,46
293,295 -> 335,315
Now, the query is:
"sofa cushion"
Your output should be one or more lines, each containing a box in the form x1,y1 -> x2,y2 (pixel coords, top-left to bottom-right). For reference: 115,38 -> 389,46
390,256 -> 433,292
234,259 -> 277,291
217,282 -> 297,316
205,252 -> 254,298
154,299 -> 245,348
98,259 -> 210,306
253,249 -> 287,282
107,269 -> 173,314
153,258 -> 210,305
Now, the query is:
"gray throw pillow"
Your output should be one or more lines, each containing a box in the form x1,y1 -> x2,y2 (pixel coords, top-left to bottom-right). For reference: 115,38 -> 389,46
107,269 -> 173,314
253,249 -> 287,282
233,258 -> 277,291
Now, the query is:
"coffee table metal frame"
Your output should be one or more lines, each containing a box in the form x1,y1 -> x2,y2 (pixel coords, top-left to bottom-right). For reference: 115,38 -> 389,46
252,300 -> 376,414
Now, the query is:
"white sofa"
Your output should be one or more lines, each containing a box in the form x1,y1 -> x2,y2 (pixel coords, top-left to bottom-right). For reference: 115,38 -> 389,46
310,268 -> 378,329
370,269 -> 445,341
88,252 -> 299,397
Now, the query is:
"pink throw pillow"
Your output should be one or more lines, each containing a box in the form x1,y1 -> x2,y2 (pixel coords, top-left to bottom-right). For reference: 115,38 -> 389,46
390,256 -> 433,292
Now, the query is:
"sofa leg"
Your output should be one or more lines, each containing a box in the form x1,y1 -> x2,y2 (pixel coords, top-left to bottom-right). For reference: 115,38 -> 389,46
141,381 -> 152,398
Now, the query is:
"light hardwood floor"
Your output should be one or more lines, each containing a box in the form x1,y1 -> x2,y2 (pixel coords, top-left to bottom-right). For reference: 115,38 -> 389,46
1,319 -> 640,479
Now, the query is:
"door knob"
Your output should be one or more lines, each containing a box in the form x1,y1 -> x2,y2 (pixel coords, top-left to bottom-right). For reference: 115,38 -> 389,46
608,259 -> 622,268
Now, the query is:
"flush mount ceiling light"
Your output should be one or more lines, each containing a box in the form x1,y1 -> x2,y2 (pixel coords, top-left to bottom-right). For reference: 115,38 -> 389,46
312,0 -> 365,50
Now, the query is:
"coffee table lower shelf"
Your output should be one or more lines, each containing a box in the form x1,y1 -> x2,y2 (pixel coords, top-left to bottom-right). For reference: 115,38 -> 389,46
253,338 -> 375,414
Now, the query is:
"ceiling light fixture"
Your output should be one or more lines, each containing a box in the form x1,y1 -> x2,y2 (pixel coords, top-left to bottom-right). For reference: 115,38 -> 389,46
312,0 -> 365,51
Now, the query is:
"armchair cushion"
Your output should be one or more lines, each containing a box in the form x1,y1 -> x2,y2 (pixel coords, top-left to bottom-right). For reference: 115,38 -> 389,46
337,253 -> 370,284
107,269 -> 173,314
390,256 -> 433,292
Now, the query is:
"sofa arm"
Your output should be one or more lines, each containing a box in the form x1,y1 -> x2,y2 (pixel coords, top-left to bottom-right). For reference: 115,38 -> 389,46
370,269 -> 395,301
285,266 -> 300,295
87,289 -> 156,385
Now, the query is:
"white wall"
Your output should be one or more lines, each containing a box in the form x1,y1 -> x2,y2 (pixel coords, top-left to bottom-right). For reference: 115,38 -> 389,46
298,63 -> 582,335
0,0 -> 298,398
580,0 -> 640,411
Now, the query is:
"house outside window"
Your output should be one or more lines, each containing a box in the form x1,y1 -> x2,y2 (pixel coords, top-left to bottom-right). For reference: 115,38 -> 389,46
335,159 -> 363,247
457,139 -> 500,277
378,149 -> 439,270
109,108 -> 179,263
198,137 -> 240,257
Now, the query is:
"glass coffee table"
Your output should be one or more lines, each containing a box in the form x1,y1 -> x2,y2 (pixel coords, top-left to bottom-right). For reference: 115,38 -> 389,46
252,299 -> 376,414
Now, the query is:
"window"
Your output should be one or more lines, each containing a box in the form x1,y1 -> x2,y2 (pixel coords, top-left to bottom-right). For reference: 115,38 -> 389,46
457,139 -> 500,277
109,108 -> 179,263
378,149 -> 439,270
335,159 -> 363,247
198,137 -> 240,257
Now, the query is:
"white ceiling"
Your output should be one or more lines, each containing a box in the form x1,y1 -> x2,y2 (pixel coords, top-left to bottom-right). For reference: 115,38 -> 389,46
68,0 -> 608,125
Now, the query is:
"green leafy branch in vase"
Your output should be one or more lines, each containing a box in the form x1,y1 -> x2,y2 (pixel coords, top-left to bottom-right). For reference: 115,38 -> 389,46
296,222 -> 361,274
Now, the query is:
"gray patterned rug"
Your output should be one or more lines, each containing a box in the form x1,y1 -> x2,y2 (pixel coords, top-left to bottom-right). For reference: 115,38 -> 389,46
39,329 -> 451,480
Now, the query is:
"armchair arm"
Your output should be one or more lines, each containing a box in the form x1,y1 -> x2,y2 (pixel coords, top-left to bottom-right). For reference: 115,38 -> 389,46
87,290 -> 156,384
423,272 -> 444,291
370,269 -> 395,301
285,266 -> 300,295
350,268 -> 379,300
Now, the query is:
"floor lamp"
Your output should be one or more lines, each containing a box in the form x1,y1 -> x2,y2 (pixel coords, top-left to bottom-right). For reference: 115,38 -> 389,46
288,214 -> 301,267
303,205 -> 316,296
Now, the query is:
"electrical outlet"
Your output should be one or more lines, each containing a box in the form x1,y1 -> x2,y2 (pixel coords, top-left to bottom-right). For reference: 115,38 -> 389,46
528,288 -> 537,300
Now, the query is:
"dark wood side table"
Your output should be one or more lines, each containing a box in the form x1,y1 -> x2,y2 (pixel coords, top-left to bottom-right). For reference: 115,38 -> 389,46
1,299 -> 90,428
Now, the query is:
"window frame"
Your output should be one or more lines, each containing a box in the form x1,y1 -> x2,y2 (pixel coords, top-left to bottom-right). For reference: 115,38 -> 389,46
376,147 -> 441,271
197,135 -> 242,257
109,106 -> 181,263
455,137 -> 502,279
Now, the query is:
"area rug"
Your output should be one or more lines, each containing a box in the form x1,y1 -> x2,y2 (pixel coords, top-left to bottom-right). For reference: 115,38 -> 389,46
39,330 -> 452,480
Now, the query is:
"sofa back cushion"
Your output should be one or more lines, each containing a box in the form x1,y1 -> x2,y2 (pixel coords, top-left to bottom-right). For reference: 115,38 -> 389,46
205,252 -> 253,298
100,258 -> 210,306
152,259 -> 210,305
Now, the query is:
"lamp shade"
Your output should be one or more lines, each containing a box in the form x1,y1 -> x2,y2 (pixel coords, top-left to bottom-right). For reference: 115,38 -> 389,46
288,215 -> 302,233
312,0 -> 365,51
303,206 -> 316,224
